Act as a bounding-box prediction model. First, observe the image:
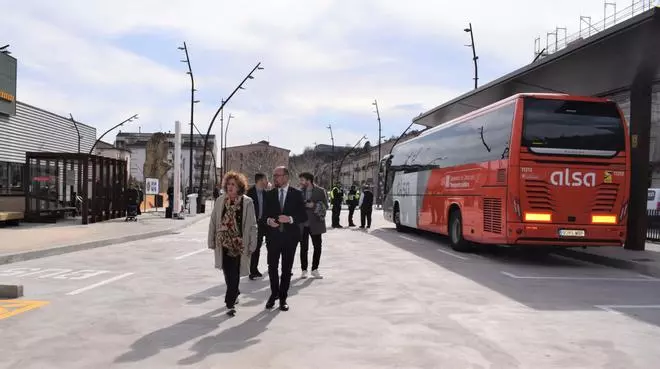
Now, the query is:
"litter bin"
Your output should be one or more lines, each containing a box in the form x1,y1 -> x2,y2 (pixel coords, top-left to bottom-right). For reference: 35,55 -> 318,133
187,194 -> 198,215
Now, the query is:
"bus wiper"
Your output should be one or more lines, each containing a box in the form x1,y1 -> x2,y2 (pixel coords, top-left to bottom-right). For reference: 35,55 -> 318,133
478,126 -> 491,152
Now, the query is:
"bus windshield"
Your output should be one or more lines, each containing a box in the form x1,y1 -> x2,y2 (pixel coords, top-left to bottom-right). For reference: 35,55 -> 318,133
521,97 -> 626,156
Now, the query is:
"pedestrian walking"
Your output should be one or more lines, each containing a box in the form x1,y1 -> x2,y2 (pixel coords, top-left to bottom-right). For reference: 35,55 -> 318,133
346,185 -> 359,227
359,185 -> 374,229
207,171 -> 258,316
298,172 -> 328,279
246,172 -> 269,280
330,183 -> 343,228
264,166 -> 307,311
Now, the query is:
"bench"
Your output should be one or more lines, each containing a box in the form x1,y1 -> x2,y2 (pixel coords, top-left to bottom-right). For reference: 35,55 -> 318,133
24,207 -> 77,223
0,211 -> 24,226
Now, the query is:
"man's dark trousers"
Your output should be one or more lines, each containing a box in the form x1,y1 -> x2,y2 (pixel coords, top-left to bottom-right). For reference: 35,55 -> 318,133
300,226 -> 322,271
250,223 -> 266,275
360,206 -> 373,228
267,238 -> 297,302
331,204 -> 341,227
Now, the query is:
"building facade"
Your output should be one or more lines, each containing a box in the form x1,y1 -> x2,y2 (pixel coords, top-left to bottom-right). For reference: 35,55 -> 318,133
114,132 -> 217,192
0,101 -> 96,195
95,141 -> 131,179
224,140 -> 290,184
338,132 -> 421,190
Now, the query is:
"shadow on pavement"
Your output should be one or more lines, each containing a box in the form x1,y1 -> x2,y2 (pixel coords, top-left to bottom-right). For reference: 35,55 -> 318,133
114,308 -> 232,363
369,226 -> 660,327
116,277 -> 316,363
177,310 -> 280,365
185,275 -> 315,307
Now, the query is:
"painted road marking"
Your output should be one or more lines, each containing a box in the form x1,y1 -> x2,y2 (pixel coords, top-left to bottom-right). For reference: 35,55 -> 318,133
596,304 -> 660,314
501,271 -> 660,282
0,267 -> 111,280
0,300 -> 49,320
66,272 -> 135,296
399,235 -> 419,243
436,248 -> 470,260
174,248 -> 207,260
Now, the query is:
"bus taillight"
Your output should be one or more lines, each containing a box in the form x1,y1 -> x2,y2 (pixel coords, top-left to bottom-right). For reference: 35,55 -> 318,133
592,215 -> 617,224
524,212 -> 552,222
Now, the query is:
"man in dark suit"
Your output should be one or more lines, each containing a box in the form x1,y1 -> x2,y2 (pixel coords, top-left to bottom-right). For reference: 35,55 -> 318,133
264,166 -> 308,311
246,172 -> 269,279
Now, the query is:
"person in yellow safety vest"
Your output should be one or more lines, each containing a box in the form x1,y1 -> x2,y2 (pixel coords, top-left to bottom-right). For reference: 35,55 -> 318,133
346,185 -> 360,227
330,184 -> 343,228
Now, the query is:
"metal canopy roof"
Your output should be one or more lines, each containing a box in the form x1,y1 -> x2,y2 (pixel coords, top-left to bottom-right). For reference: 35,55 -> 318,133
413,6 -> 660,128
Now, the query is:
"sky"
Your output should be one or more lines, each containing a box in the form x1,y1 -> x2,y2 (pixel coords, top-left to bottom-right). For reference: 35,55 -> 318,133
2,0 -> 629,155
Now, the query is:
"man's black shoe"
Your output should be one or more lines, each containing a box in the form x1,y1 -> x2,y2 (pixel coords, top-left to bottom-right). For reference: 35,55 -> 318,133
265,296 -> 276,309
279,302 -> 289,311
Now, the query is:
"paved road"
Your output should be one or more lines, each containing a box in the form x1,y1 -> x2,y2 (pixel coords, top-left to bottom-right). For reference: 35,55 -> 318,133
1,211 -> 660,368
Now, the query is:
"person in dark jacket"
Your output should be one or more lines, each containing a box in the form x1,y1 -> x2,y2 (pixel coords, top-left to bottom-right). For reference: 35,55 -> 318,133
359,185 -> 374,229
346,185 -> 359,227
298,172 -> 329,279
330,184 -> 343,228
246,172 -> 269,280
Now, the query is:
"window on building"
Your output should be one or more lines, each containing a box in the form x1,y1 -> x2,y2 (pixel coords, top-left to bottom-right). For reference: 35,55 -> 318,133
0,162 -> 24,195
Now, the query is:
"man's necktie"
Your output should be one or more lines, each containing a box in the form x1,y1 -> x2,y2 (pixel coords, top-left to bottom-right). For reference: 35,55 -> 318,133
279,188 -> 285,232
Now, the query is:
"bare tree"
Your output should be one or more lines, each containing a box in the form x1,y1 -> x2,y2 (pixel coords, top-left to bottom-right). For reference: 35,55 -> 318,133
242,146 -> 288,180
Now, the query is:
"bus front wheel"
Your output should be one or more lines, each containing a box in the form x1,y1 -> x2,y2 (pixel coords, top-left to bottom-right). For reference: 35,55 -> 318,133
449,210 -> 471,252
394,206 -> 406,232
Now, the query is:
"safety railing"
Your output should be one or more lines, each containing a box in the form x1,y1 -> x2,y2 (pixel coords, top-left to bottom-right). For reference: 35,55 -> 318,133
536,0 -> 658,59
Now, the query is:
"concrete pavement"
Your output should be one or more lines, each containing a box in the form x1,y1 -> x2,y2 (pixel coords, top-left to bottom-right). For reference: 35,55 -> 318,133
1,211 -> 660,368
0,203 -> 212,266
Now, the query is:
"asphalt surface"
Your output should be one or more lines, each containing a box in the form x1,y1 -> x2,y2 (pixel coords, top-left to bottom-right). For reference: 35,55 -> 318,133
1,210 -> 660,368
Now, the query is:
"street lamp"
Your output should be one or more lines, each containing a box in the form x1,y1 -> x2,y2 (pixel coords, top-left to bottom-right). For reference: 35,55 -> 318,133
464,23 -> 479,90
69,114 -> 82,153
327,124 -> 335,186
372,99 -> 383,206
179,41 -> 197,196
337,135 -> 368,186
224,113 -> 234,173
89,114 -> 139,154
198,62 -> 264,210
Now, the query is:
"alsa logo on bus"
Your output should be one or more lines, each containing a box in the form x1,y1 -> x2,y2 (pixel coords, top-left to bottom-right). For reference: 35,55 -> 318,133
549,169 -> 597,187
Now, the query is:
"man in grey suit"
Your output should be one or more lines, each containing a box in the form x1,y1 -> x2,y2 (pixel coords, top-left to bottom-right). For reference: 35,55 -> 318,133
298,172 -> 329,279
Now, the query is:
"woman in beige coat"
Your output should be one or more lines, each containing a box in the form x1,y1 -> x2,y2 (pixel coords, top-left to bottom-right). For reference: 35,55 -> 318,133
207,171 -> 258,316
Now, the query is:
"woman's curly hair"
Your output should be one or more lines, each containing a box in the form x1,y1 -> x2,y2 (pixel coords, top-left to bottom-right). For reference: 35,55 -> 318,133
222,170 -> 248,195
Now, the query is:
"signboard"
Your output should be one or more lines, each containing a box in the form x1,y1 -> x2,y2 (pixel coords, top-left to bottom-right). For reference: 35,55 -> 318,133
145,177 -> 160,195
0,53 -> 17,116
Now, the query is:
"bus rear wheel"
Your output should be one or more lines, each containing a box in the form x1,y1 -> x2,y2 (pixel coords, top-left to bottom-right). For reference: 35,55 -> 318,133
449,210 -> 471,252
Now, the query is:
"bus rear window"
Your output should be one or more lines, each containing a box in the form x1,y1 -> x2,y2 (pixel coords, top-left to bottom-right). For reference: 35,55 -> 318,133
521,98 -> 626,156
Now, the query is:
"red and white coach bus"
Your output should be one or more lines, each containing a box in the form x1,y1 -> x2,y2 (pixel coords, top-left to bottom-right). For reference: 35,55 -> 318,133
381,93 -> 631,251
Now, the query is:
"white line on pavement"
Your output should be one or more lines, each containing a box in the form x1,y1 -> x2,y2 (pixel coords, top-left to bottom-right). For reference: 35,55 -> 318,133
399,235 -> 419,243
596,304 -> 660,313
174,249 -> 208,260
437,248 -> 470,260
66,272 -> 135,296
501,271 -> 660,282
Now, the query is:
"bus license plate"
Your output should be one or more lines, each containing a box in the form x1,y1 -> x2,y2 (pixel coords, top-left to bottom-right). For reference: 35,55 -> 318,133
559,229 -> 585,237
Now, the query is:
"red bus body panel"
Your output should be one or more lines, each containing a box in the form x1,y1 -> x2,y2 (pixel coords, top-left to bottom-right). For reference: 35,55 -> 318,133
412,94 -> 630,248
